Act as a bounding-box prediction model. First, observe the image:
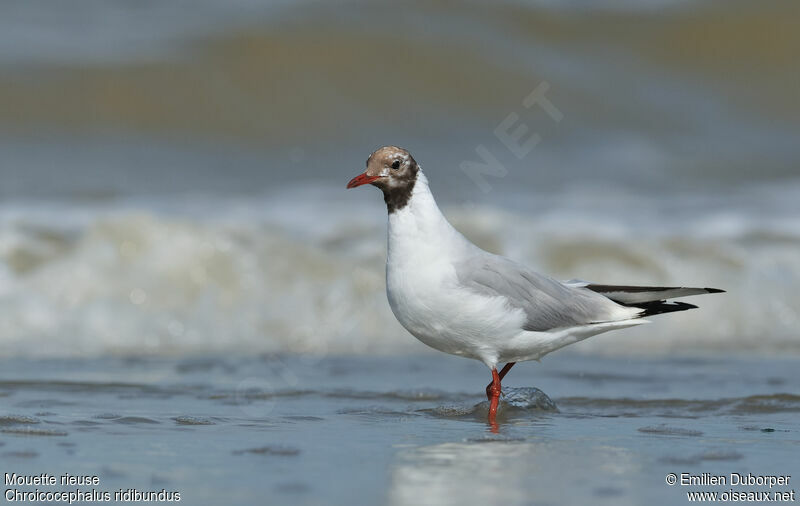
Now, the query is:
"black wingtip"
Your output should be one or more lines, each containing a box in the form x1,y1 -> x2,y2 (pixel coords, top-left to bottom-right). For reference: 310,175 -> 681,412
704,287 -> 725,294
631,300 -> 698,317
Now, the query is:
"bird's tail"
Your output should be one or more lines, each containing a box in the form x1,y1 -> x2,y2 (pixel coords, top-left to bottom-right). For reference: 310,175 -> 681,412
581,283 -> 725,318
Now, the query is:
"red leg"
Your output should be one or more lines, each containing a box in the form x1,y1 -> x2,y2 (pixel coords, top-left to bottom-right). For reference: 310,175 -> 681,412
485,362 -> 516,399
487,368 -> 501,425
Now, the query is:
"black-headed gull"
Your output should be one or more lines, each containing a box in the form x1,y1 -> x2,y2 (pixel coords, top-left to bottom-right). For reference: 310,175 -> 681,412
347,146 -> 723,425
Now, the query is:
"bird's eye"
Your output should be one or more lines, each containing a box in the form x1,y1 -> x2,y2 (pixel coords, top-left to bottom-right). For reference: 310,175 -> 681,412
391,160 -> 401,170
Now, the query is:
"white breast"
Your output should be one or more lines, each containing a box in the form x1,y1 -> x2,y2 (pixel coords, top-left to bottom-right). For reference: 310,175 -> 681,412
384,172 -> 526,364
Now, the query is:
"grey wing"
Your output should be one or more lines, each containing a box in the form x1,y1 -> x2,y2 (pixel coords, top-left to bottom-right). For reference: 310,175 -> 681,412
454,254 -> 637,331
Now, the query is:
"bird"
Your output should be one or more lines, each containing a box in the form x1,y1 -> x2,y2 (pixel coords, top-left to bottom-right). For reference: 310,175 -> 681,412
346,145 -> 724,426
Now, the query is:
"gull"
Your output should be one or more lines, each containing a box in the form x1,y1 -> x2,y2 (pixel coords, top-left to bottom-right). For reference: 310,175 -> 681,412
347,146 -> 723,425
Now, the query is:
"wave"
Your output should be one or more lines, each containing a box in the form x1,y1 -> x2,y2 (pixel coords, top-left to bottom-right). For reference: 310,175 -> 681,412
1,183 -> 798,358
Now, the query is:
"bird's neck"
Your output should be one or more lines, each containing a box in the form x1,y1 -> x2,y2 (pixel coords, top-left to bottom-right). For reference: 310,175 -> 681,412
387,171 -> 469,260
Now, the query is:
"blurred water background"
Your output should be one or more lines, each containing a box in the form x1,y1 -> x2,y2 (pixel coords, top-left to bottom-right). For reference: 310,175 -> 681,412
1,0 -> 798,357
2,4 -> 799,506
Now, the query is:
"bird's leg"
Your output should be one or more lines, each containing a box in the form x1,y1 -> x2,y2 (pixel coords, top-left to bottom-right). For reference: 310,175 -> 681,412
485,362 -> 516,400
487,368 -> 502,425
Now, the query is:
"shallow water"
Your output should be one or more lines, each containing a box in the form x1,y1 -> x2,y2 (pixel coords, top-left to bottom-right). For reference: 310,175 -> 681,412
1,353 -> 797,505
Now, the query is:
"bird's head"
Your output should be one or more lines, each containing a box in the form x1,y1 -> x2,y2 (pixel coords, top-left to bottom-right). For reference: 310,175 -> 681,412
347,146 -> 418,190
346,146 -> 420,212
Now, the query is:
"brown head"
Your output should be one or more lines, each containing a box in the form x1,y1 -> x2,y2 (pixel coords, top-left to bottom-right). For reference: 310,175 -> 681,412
346,146 -> 420,213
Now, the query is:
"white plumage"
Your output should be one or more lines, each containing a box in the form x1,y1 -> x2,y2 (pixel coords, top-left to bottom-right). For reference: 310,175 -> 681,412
385,171 -> 645,370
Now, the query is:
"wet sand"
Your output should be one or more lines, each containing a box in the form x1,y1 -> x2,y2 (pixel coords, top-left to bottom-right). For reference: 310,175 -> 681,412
1,353 -> 797,505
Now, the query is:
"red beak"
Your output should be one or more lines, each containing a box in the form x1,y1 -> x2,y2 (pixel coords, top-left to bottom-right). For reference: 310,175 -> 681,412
346,173 -> 381,189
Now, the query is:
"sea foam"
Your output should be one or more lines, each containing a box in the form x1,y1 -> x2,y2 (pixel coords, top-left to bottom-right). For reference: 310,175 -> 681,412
1,183 -> 797,357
